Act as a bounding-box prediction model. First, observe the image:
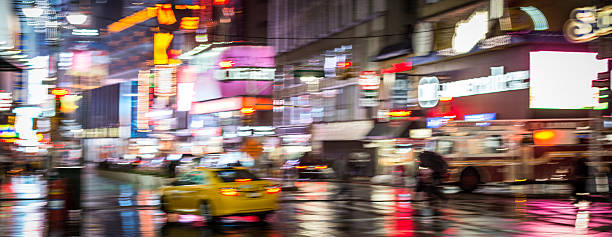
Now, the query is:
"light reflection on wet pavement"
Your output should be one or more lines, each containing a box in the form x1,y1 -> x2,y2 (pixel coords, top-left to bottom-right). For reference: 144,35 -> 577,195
1,172 -> 611,236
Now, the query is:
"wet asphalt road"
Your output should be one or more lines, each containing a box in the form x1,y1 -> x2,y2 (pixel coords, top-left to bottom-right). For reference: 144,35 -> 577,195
1,171 -> 612,237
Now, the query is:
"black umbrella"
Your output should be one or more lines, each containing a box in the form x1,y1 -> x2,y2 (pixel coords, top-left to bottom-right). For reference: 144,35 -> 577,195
418,151 -> 448,173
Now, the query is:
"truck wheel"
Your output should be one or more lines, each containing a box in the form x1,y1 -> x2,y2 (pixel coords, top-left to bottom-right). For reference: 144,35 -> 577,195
459,168 -> 480,193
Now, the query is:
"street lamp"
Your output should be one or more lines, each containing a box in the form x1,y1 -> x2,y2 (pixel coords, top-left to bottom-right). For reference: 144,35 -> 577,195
66,13 -> 88,25
22,7 -> 44,18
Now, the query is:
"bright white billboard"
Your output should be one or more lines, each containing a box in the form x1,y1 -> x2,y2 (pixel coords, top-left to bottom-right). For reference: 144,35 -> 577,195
529,51 -> 608,109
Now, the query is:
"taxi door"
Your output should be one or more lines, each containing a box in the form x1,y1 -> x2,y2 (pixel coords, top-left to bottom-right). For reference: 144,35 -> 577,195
175,171 -> 212,212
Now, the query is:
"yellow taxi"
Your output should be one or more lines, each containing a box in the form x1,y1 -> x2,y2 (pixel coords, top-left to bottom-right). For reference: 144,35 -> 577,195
159,166 -> 281,223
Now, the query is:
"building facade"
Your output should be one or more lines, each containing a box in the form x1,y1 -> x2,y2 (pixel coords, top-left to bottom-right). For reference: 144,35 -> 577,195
268,0 -> 417,176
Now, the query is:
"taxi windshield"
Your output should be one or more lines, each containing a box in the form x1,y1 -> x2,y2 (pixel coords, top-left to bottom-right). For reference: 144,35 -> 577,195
215,170 -> 259,182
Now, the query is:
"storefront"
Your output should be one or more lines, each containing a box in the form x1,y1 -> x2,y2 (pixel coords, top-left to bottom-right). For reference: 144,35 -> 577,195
407,1 -> 608,122
311,120 -> 375,176
185,44 -> 275,159
364,120 -> 429,176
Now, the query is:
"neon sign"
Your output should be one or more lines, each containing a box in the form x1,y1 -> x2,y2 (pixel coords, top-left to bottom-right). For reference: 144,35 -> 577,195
418,67 -> 529,108
418,76 -> 440,108
388,110 -> 412,117
426,117 -> 453,128
520,6 -> 549,31
529,51 -> 607,109
564,6 -> 612,42
219,60 -> 235,69
359,71 -> 380,107
439,66 -> 529,98
0,93 -> 12,111
464,113 -> 496,121
136,71 -> 152,131
381,62 -> 412,74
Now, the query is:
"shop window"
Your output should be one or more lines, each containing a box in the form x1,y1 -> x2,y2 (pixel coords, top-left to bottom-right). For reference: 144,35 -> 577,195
435,140 -> 454,155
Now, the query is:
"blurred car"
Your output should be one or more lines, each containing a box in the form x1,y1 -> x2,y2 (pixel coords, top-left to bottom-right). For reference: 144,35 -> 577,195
294,159 -> 334,179
159,166 -> 280,223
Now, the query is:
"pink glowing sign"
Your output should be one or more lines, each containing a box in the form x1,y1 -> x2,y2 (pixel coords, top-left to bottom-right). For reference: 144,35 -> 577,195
218,46 -> 275,68
72,51 -> 91,72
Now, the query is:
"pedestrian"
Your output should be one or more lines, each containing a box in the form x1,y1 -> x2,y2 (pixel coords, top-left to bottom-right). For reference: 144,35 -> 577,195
334,158 -> 352,198
572,157 -> 589,203
393,164 -> 406,186
417,151 -> 448,202
168,160 -> 178,178
0,163 -> 4,182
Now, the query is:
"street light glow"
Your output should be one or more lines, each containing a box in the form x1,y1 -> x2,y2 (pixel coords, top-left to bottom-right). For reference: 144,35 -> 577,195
22,7 -> 44,18
66,13 -> 88,25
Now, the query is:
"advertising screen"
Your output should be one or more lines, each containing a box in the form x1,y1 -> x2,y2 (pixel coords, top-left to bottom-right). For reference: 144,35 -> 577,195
529,51 -> 607,109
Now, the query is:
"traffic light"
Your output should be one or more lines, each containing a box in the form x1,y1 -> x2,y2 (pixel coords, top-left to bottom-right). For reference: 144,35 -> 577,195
593,71 -> 611,110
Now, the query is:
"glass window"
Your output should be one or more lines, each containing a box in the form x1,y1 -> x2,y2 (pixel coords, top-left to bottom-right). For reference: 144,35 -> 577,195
178,171 -> 207,185
214,170 -> 259,182
483,135 -> 508,153
435,140 -> 454,155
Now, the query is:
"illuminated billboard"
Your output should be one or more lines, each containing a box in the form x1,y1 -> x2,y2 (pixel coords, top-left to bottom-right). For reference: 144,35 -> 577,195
529,51 -> 608,109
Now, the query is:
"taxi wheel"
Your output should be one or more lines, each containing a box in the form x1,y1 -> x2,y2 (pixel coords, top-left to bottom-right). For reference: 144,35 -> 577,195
200,202 -> 218,224
160,196 -> 169,213
257,212 -> 269,222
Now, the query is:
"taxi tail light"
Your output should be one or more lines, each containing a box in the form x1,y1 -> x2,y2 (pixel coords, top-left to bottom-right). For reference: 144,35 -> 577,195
266,185 -> 281,194
295,166 -> 307,169
219,188 -> 239,196
314,165 -> 328,169
235,178 -> 252,182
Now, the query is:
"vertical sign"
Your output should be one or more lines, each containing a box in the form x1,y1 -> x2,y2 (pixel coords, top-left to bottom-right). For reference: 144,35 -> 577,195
154,65 -> 176,96
359,71 -> 380,107
391,73 -> 419,109
137,70 -> 151,131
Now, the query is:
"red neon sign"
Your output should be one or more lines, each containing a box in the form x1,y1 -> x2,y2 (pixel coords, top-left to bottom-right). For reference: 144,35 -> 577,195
336,62 -> 352,68
381,62 -> 412,74
388,110 -> 412,117
213,0 -> 229,5
439,97 -> 453,102
240,107 -> 255,114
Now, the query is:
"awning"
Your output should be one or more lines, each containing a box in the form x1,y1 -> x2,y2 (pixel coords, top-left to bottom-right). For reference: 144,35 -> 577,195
370,41 -> 412,62
365,120 -> 428,140
312,120 -> 373,141
365,122 -> 409,140
0,57 -> 23,71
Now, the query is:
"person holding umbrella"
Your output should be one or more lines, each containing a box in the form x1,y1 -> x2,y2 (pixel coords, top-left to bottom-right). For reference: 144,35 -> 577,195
416,151 -> 448,202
